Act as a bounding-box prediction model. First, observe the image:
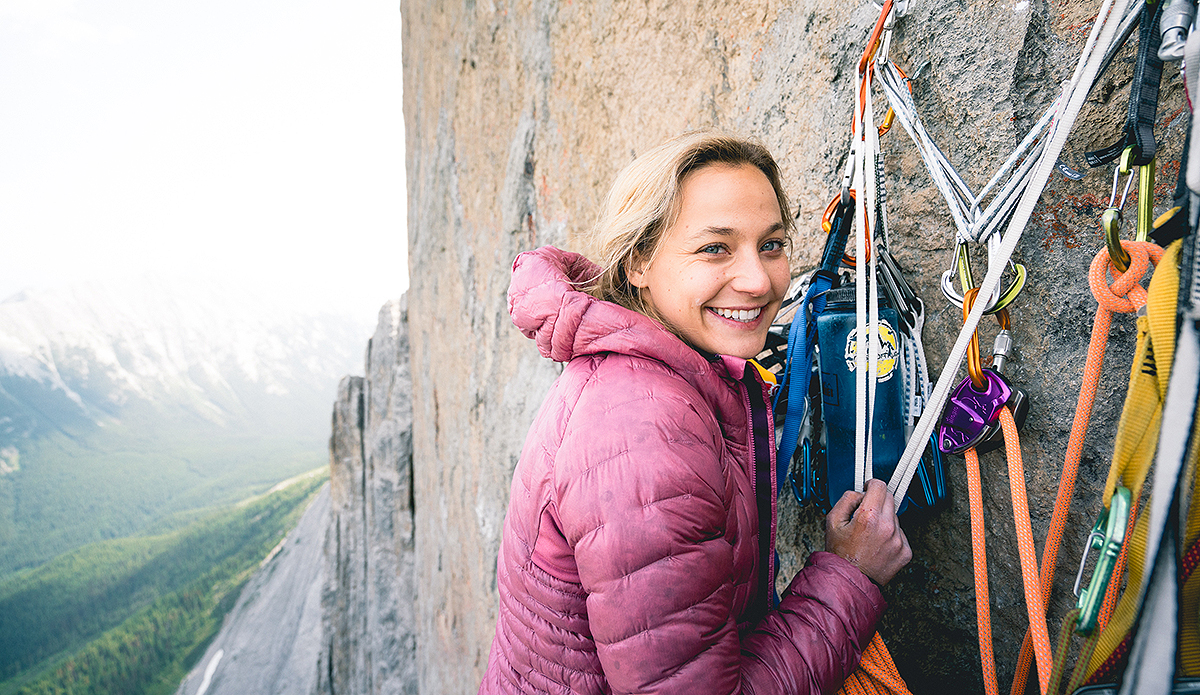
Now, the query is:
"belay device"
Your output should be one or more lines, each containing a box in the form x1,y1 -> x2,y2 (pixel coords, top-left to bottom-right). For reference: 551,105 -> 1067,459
759,197 -> 947,515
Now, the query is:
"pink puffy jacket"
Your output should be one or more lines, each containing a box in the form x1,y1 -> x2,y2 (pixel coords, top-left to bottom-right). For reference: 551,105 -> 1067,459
480,247 -> 885,695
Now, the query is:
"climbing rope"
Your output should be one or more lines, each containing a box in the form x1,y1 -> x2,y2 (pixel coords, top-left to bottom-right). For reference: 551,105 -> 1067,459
964,407 -> 1055,695
1001,240 -> 1165,695
837,633 -> 914,695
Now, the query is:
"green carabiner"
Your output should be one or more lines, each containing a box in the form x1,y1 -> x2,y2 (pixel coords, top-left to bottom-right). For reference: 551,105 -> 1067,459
953,243 -> 1026,315
1074,485 -> 1132,635
1136,156 -> 1155,243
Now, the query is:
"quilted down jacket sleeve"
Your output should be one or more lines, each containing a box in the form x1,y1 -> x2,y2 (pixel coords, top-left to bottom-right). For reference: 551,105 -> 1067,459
741,552 -> 885,694
552,363 -> 883,695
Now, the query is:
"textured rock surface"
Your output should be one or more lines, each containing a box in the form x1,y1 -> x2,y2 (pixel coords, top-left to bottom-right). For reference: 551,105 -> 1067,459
399,0 -> 1187,692
316,299 -> 416,695
175,484 -> 329,695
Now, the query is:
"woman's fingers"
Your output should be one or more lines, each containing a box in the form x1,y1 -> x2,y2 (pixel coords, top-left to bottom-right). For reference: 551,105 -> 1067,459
824,479 -> 911,586
828,488 -> 865,528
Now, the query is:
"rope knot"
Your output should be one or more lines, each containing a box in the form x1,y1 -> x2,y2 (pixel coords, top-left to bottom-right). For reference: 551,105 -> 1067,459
1089,241 -> 1164,314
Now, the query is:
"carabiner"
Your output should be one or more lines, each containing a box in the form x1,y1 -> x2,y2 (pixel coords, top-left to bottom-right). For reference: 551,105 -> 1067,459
963,288 -> 987,389
940,243 -> 1027,315
840,137 -> 856,207
789,439 -> 813,506
877,248 -> 920,327
1136,156 -> 1155,242
821,190 -> 871,267
878,62 -> 912,139
879,107 -> 898,137
1073,486 -> 1132,635
857,0 -> 895,76
1103,156 -> 1136,272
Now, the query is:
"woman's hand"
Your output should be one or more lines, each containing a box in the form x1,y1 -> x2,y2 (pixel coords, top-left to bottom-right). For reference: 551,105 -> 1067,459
824,479 -> 912,586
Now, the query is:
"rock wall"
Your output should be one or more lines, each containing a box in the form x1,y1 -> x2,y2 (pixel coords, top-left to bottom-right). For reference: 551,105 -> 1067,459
398,1 -> 1188,693
317,299 -> 417,695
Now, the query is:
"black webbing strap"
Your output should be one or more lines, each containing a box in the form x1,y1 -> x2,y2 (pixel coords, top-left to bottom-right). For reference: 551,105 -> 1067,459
1152,117 -> 1192,247
1086,0 -> 1167,167
746,363 -> 774,625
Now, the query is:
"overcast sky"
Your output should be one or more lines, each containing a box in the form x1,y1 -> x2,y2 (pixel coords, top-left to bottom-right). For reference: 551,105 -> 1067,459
0,0 -> 406,324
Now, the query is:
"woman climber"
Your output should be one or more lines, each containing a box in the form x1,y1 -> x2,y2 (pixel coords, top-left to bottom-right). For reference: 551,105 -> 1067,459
478,131 -> 911,694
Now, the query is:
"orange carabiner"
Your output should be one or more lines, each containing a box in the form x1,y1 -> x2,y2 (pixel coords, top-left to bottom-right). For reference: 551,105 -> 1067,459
821,191 -> 872,267
995,307 -> 1011,332
877,63 -> 911,137
963,288 -> 987,389
857,0 -> 895,76
853,71 -> 898,137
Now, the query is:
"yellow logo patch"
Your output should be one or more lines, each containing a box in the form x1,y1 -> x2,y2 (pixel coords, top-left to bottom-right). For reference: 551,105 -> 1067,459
844,321 -> 900,382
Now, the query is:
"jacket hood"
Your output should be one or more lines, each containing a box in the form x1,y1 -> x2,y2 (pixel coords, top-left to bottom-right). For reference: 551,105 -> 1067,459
508,246 -> 718,376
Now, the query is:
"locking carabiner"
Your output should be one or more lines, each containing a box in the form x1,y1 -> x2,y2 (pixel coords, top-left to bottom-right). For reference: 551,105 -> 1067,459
940,241 -> 1027,315
1136,156 -> 1155,243
822,190 -> 871,267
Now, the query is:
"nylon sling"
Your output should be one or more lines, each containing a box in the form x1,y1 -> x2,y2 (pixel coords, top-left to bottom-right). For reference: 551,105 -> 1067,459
1086,0 -> 1167,167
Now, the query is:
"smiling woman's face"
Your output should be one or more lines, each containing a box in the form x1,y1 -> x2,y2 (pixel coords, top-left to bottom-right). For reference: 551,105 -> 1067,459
628,163 -> 790,359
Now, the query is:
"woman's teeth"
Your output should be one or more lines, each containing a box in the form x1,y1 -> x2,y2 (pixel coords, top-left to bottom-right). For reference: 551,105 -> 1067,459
713,307 -> 761,322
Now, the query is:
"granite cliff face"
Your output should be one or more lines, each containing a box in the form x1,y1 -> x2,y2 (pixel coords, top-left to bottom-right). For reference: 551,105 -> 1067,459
317,1 -> 1188,692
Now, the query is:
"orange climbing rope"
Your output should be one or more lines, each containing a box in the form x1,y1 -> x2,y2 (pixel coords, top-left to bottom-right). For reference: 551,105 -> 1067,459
965,407 -> 1054,695
1002,406 -> 1054,695
1007,240 -> 1163,695
838,633 -> 913,695
957,281 -> 1054,694
965,446 -> 999,695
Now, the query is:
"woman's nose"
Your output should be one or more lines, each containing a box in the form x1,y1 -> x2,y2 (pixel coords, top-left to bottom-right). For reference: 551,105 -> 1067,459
729,250 -> 772,296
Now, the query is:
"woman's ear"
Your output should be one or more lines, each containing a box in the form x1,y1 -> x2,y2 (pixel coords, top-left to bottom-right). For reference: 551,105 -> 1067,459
625,255 -> 649,289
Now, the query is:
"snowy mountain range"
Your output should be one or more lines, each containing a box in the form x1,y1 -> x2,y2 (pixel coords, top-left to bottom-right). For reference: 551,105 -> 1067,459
0,276 -> 378,574
0,277 -> 371,451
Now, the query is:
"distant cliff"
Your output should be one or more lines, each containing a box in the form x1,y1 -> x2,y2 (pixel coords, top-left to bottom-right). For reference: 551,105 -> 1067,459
313,1 -> 1190,693
0,277 -> 368,576
316,299 -> 416,695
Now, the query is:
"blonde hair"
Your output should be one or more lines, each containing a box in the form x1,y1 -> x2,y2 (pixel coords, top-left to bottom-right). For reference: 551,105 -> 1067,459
584,131 -> 795,319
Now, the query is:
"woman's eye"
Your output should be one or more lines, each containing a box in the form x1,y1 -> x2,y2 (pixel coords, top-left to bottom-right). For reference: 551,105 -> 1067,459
699,243 -> 727,255
761,239 -> 786,253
